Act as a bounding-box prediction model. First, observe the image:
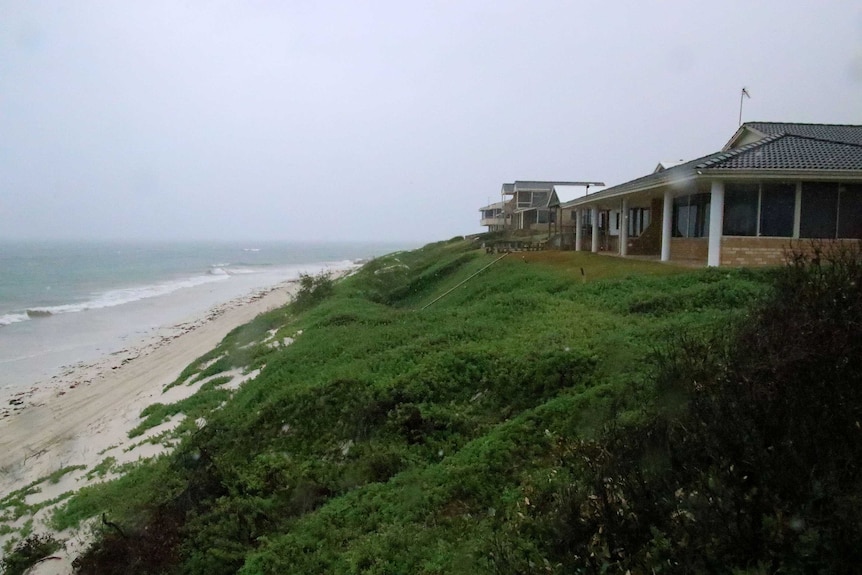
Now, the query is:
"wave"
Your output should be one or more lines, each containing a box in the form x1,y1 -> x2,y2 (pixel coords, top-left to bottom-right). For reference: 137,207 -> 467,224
26,309 -> 53,318
207,265 -> 261,276
7,272 -> 232,323
0,259 -> 347,329
0,313 -> 29,326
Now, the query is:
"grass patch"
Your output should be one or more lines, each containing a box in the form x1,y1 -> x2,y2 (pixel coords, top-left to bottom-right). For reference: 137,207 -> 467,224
128,386 -> 231,438
58,239 -> 788,574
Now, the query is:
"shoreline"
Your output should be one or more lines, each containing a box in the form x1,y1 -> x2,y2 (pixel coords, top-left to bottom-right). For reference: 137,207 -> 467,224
0,280 -> 294,421
0,279 -> 302,486
0,269 -> 353,567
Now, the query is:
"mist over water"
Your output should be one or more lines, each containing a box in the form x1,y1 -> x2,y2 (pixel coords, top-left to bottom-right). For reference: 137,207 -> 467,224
0,240 -> 407,389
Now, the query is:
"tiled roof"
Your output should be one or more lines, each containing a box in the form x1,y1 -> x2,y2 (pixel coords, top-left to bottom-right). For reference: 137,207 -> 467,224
744,122 -> 862,146
704,135 -> 862,171
564,131 -> 862,207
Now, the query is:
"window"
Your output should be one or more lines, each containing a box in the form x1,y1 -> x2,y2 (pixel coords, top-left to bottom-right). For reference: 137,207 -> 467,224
759,183 -> 795,237
838,184 -> 862,239
537,209 -> 549,224
531,191 -> 549,207
723,182 -> 795,237
673,193 -> 710,237
628,208 -> 651,237
582,210 -> 592,228
723,184 -> 758,236
800,182 -> 839,238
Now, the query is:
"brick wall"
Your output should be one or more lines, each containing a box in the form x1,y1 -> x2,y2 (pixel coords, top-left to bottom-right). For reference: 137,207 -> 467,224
720,237 -> 791,267
721,237 -> 862,267
671,238 -> 708,262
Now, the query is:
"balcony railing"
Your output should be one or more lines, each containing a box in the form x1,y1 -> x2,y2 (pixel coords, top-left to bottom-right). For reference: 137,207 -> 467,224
480,217 -> 506,227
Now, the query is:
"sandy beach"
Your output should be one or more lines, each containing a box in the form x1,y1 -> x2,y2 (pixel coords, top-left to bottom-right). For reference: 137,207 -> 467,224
0,277 -> 312,570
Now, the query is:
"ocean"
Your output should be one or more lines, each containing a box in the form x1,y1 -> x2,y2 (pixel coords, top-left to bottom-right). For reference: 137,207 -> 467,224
0,240 -> 405,390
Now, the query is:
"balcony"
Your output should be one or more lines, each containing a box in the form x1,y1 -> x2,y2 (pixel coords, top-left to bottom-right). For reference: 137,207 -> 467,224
480,216 -> 506,227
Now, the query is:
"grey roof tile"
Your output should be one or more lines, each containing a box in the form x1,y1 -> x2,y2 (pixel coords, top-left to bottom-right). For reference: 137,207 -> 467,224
706,135 -> 862,171
745,122 -> 862,146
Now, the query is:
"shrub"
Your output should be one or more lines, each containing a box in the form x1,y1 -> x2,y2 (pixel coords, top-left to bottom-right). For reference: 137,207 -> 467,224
546,241 -> 862,573
1,534 -> 62,575
292,272 -> 335,311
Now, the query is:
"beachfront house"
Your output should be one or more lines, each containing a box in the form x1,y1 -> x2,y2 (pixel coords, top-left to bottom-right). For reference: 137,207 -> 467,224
479,201 -> 506,232
562,122 -> 862,266
501,181 -> 604,234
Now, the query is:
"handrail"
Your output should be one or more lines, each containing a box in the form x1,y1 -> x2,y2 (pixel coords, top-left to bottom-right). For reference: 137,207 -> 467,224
420,253 -> 509,310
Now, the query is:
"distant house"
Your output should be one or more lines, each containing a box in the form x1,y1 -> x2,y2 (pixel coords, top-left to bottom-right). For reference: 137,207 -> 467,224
562,122 -> 862,266
498,181 -> 603,233
479,201 -> 506,232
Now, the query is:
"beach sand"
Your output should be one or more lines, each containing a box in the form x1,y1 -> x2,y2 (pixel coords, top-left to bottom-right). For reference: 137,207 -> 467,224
0,277 -> 313,572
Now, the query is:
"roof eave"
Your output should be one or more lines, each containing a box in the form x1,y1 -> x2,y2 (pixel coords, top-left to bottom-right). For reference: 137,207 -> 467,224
562,172 -> 699,207
698,168 -> 862,180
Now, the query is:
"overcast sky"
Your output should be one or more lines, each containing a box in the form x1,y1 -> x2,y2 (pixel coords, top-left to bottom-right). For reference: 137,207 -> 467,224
1,1 -> 860,242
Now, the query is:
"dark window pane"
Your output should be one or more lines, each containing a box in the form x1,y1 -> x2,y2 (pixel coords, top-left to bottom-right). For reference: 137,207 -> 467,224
723,184 -> 758,236
800,182 -> 839,238
673,196 -> 691,237
760,183 -> 795,237
838,184 -> 862,239
692,193 -> 710,237
673,193 -> 710,237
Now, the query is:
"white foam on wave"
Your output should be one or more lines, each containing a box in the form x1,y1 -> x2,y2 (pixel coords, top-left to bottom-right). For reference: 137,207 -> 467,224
22,273 -> 231,318
207,265 -> 260,276
0,313 -> 29,326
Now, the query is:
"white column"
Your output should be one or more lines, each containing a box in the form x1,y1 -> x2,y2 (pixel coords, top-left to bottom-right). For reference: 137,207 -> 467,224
708,180 -> 725,267
619,198 -> 629,256
575,208 -> 583,251
661,190 -> 673,262
591,206 -> 600,253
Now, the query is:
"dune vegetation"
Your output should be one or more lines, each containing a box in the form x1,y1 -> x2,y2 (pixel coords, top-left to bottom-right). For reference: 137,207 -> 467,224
12,237 -> 862,574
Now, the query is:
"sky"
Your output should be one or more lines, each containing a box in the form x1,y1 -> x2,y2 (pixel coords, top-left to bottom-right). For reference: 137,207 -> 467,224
1,1 -> 860,243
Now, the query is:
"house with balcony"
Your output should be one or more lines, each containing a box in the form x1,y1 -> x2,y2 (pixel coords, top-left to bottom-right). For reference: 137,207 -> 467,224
499,181 -> 604,234
479,201 -> 507,231
562,122 -> 862,266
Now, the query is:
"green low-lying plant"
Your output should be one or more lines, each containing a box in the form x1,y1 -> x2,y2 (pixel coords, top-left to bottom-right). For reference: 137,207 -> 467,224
55,237 -> 804,574
1,533 -> 63,575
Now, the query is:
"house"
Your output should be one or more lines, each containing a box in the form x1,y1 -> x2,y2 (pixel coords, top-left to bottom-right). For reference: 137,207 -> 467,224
561,122 -> 862,266
498,181 -> 603,233
479,201 -> 506,232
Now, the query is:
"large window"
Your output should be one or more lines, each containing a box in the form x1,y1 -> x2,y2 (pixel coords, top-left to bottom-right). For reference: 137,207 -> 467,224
797,182 -> 862,239
838,184 -> 862,239
723,183 -> 795,237
627,208 -> 651,237
800,182 -> 839,238
723,184 -> 758,236
760,183 -> 796,237
537,209 -> 555,224
674,193 -> 710,237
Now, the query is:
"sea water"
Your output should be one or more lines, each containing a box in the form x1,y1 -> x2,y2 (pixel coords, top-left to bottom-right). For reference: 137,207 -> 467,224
0,240 -> 405,390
